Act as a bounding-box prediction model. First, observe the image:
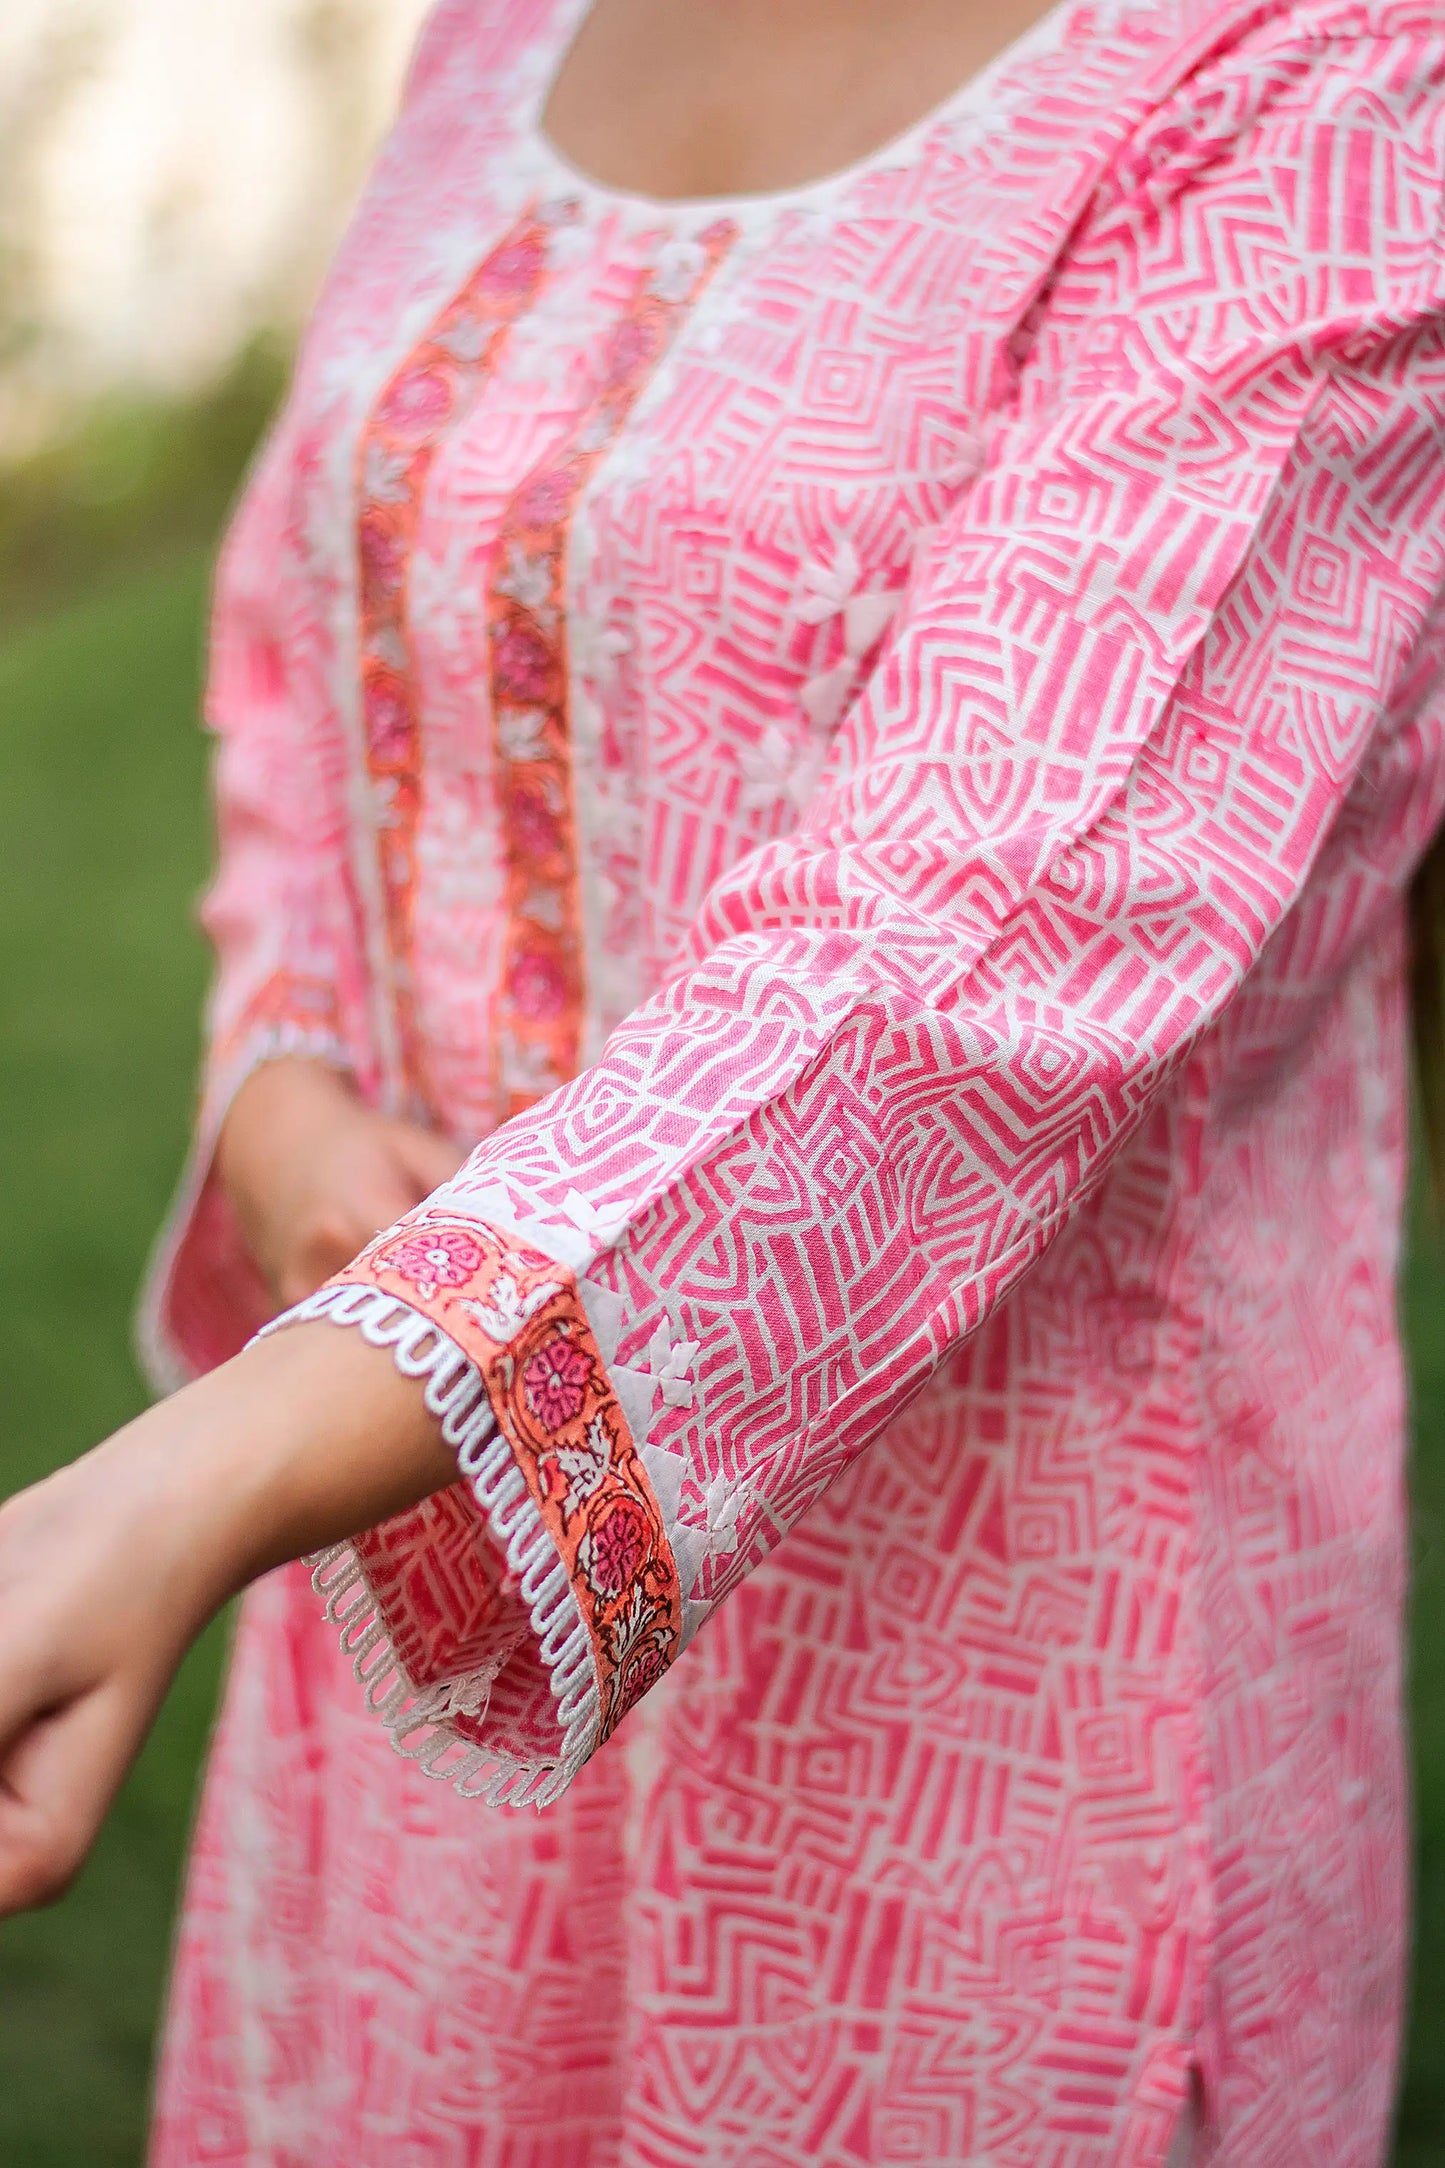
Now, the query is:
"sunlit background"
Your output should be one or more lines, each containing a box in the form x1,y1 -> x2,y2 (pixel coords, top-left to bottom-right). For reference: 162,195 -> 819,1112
0,0 -> 428,448
0,4 -> 1442,2161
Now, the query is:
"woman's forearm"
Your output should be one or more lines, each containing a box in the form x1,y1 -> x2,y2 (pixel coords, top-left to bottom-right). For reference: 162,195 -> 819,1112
126,1322 -> 461,1625
0,1321 -> 458,1916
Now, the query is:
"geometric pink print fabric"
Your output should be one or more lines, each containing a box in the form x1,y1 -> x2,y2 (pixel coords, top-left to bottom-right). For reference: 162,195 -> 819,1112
145,0 -> 1445,2160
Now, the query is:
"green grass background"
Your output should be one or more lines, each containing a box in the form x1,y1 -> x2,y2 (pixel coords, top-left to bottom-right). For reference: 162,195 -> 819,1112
0,401 -> 1441,2159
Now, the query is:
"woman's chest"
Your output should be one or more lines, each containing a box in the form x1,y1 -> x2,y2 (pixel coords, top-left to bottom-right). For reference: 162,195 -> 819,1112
273,0 -> 1169,787
285,165 -> 1073,778
273,0 -> 1216,760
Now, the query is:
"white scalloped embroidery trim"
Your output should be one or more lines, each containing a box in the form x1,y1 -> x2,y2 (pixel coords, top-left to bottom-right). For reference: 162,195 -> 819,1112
257,1282 -> 602,1809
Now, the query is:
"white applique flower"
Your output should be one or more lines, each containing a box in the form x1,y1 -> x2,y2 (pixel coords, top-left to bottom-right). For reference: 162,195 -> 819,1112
647,1321 -> 700,1410
604,432 -> 658,493
416,793 -> 496,910
937,428 -> 987,489
786,735 -> 829,812
703,1471 -> 754,1560
561,1188 -> 630,1249
494,541 -> 554,615
800,659 -> 856,735
787,204 -> 836,249
739,721 -> 833,813
797,539 -> 901,655
842,588 -> 900,658
508,310 -> 578,394
796,536 -> 864,624
498,707 -> 549,762
650,237 -> 708,304
361,440 -> 412,505
571,684 -> 605,751
540,208 -> 593,270
796,537 -> 904,739
941,106 -> 994,162
499,1033 -> 559,1097
592,867 -> 621,917
572,614 -> 632,690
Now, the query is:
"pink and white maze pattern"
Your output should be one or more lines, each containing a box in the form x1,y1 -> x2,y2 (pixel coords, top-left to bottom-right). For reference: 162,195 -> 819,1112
144,0 -> 1445,2159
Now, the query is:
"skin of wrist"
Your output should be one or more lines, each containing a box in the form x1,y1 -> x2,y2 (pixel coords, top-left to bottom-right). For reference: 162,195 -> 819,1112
95,1322 -> 461,1633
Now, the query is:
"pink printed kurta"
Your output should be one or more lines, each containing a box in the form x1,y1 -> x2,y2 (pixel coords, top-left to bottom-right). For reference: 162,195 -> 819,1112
141,2 -> 1445,2160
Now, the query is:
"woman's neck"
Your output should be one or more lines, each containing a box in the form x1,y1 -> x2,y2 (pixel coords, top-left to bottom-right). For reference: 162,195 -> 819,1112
540,0 -> 1061,204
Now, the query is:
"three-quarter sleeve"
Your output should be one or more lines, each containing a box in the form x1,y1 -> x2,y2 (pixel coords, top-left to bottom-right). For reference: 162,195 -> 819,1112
139,412 -> 377,1386
135,0 -> 521,1388
283,14 -> 1445,1805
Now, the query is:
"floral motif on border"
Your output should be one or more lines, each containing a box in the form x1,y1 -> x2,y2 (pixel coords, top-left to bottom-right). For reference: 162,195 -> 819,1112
338,1212 -> 683,1736
354,213 -> 555,1116
487,222 -> 738,1118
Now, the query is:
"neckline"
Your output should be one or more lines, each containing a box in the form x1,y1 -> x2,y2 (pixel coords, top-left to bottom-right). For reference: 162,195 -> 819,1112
522,0 -> 1075,224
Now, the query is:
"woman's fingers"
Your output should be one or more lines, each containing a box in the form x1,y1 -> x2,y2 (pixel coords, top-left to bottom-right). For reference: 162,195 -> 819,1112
275,1169 -> 423,1306
0,1674 -> 157,1915
388,1121 -> 468,1200
0,1294 -> 463,1921
0,1477 -> 178,1917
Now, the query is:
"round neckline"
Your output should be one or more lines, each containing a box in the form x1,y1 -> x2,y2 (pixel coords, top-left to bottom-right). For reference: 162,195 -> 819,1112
522,0 -> 1075,224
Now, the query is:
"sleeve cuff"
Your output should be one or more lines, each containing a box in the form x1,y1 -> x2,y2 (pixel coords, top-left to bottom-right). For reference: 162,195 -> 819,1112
136,990 -> 356,1392
265,1214 -> 686,1809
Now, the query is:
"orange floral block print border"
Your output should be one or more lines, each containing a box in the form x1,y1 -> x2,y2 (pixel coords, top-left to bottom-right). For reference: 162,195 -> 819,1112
488,221 -> 737,1117
338,1214 -> 682,1737
355,213 -> 554,1118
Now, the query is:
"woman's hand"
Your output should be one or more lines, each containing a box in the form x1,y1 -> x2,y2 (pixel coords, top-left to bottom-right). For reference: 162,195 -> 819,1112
0,1062 -> 473,1918
0,1322 -> 459,1917
218,1058 -> 466,1308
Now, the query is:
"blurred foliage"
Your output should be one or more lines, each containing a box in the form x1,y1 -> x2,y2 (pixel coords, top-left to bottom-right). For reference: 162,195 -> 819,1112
0,379 -> 267,2163
0,556 -> 226,2166
0,340 -> 287,627
0,387 -> 1441,2161
1399,1216 -> 1445,2166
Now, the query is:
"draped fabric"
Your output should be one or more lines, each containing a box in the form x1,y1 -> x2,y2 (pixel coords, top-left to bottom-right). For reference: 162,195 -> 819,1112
147,2 -> 1445,2159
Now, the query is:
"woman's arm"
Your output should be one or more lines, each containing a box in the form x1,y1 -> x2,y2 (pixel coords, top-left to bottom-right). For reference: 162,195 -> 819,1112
0,1323 -> 453,1917
140,396 -> 389,1382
